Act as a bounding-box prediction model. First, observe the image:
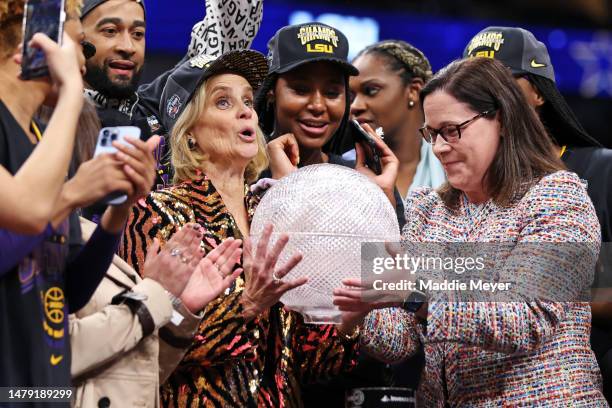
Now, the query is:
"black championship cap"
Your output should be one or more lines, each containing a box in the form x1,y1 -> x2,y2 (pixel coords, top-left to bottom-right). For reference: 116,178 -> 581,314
81,0 -> 146,19
267,22 -> 359,76
160,50 -> 269,133
463,26 -> 555,83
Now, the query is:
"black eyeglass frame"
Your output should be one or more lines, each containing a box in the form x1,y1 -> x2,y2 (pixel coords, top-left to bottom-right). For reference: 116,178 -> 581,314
419,109 -> 496,144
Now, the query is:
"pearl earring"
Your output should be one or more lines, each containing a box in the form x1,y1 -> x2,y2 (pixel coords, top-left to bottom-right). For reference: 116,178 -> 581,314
408,100 -> 415,108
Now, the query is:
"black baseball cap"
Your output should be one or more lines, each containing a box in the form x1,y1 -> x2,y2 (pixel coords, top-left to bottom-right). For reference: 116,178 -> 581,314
463,26 -> 555,83
81,0 -> 146,19
160,50 -> 269,133
465,26 -> 602,148
267,22 -> 359,76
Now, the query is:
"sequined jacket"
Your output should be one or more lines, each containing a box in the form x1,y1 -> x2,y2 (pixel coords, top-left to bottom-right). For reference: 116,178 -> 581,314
361,171 -> 607,407
120,176 -> 359,408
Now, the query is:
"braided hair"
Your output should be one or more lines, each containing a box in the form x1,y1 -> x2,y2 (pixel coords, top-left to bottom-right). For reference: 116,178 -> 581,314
354,40 -> 433,85
526,73 -> 601,147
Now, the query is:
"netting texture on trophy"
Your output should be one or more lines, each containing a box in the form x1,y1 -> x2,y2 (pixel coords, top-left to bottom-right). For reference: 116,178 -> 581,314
251,164 -> 400,323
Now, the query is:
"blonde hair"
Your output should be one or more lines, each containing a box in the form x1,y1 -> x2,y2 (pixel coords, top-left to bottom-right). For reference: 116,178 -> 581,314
171,80 -> 269,184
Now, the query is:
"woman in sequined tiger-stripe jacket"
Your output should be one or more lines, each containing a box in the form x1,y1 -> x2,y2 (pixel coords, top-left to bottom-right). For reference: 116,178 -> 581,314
120,51 -> 360,408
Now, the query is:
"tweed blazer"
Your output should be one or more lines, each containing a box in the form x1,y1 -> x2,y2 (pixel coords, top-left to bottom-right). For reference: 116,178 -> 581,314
362,171 -> 607,407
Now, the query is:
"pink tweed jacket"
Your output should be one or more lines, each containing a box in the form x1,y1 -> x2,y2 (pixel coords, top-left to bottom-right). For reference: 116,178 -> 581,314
362,171 -> 607,407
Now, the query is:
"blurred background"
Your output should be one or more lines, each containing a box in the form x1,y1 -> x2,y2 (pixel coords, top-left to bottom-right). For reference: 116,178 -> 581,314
143,0 -> 612,147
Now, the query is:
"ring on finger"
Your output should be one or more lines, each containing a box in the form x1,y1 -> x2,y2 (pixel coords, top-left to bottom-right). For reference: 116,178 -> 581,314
179,254 -> 190,264
272,271 -> 282,284
170,248 -> 182,257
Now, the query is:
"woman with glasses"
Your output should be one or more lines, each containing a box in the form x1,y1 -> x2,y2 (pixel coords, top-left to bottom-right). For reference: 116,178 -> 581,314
333,57 -> 606,406
419,109 -> 495,145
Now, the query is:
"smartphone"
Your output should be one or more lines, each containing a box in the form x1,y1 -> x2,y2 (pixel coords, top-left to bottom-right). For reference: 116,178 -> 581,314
20,0 -> 66,80
350,119 -> 382,175
93,126 -> 141,205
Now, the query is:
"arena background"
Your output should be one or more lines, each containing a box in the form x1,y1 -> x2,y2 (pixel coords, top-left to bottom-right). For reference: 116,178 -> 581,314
141,0 -> 612,147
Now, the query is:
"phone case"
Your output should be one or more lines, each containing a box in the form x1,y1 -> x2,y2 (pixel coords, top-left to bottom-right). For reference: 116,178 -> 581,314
20,0 -> 66,80
350,120 -> 382,175
94,126 -> 141,205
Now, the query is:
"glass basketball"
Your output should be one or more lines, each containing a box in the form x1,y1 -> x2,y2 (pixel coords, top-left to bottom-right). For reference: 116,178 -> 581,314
250,164 -> 401,324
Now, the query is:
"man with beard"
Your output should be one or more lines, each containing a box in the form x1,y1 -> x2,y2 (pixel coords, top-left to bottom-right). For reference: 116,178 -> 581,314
80,0 -> 264,190
81,0 -> 145,115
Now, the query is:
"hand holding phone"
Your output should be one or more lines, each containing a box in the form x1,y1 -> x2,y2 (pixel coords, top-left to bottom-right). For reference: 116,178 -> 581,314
350,119 -> 382,175
24,33 -> 83,92
21,0 -> 66,80
93,126 -> 141,205
352,121 -> 400,207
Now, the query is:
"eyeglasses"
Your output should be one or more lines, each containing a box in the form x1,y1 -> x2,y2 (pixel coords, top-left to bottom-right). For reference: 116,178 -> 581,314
419,110 -> 495,145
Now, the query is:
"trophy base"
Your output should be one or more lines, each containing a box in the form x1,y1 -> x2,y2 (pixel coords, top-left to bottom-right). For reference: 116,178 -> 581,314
288,306 -> 342,324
